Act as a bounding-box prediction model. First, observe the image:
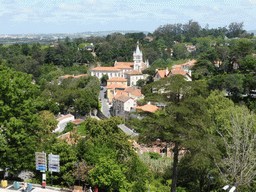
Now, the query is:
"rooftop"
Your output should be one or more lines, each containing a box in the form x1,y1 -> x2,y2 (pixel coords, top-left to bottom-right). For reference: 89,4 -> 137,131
91,67 -> 121,71
124,87 -> 142,97
57,114 -> 74,122
115,95 -> 133,102
133,104 -> 159,113
106,83 -> 126,89
107,77 -> 127,82
71,119 -> 84,125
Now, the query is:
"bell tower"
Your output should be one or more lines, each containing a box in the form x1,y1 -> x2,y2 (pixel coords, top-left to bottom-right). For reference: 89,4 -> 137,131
133,41 -> 143,72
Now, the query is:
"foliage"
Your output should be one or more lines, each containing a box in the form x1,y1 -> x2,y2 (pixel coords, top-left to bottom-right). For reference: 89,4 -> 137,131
62,122 -> 75,134
139,152 -> 172,173
0,66 -> 44,173
214,105 -> 256,188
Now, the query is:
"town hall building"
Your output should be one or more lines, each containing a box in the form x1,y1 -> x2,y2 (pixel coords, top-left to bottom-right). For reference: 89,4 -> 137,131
91,43 -> 149,86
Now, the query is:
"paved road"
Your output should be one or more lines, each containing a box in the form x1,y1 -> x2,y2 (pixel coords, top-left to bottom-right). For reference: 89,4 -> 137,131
100,86 -> 111,118
118,124 -> 139,138
99,87 -> 138,137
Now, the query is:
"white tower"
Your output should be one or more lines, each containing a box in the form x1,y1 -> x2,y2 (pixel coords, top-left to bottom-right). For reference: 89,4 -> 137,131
133,42 -> 143,72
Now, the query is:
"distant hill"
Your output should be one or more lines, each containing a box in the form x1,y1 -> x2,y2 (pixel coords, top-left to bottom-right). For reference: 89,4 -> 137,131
247,30 -> 256,35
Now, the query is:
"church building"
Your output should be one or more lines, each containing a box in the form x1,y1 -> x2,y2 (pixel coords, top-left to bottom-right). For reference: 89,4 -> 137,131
91,43 -> 149,86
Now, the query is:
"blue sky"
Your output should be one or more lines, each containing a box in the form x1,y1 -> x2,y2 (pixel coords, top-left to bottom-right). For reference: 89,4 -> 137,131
0,0 -> 256,34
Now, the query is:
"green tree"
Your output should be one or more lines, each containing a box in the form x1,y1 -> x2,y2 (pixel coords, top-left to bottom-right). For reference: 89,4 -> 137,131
130,76 -> 211,192
239,55 -> 256,73
100,74 -> 109,85
0,66 -> 44,173
214,105 -> 256,189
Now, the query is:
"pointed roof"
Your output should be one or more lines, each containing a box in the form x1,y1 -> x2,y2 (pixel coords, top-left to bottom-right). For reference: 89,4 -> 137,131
134,42 -> 142,55
169,68 -> 187,76
115,95 -> 133,102
113,90 -> 129,99
124,87 -> 142,97
154,70 -> 168,79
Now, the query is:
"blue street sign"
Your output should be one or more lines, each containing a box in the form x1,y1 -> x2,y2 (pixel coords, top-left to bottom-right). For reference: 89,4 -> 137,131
49,167 -> 57,169
37,165 -> 46,168
38,168 -> 47,171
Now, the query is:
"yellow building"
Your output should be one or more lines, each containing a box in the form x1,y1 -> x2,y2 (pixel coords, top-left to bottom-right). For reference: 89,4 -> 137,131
106,77 -> 127,103
107,77 -> 127,87
106,83 -> 127,104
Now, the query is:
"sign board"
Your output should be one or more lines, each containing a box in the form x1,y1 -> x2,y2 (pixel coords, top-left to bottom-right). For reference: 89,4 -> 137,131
35,152 -> 47,171
48,153 -> 60,172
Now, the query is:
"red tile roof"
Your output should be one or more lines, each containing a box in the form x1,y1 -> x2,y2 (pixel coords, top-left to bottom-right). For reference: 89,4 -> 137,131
115,65 -> 133,69
115,62 -> 134,66
115,95 -> 133,102
170,68 -> 187,76
106,83 -> 126,89
107,77 -> 127,82
156,70 -> 168,79
57,114 -> 74,122
71,119 -> 84,125
91,67 -> 121,71
124,87 -> 142,97
113,90 -> 129,99
133,104 -> 159,113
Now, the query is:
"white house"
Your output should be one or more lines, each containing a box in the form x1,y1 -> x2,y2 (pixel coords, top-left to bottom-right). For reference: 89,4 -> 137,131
112,95 -> 137,120
91,42 -> 149,86
54,114 -> 75,133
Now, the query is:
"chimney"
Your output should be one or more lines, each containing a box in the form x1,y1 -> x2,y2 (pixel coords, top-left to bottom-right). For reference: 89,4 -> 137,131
166,67 -> 168,76
155,69 -> 158,72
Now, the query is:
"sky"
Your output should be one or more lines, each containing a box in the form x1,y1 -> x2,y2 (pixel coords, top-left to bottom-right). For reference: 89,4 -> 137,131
0,0 -> 256,34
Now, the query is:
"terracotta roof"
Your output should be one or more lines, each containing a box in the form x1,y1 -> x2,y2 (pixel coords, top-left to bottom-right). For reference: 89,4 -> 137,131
71,119 -> 84,125
181,59 -> 197,66
170,68 -> 187,76
133,104 -> 159,113
107,77 -> 127,82
57,114 -> 74,122
113,90 -> 129,99
156,70 -> 167,78
115,95 -> 133,102
106,83 -> 126,89
124,87 -> 142,97
73,74 -> 87,78
91,67 -> 120,71
61,75 -> 74,79
125,70 -> 143,75
115,65 -> 133,69
144,36 -> 153,40
115,62 -> 134,66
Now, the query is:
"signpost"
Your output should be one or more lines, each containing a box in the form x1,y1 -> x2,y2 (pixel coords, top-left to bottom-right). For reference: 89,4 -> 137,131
48,153 -> 60,186
35,152 -> 47,171
35,152 -> 60,187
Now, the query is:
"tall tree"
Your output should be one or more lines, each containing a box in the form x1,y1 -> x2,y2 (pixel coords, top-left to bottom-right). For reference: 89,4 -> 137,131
131,75 -> 211,192
0,66 -> 44,173
214,105 -> 256,189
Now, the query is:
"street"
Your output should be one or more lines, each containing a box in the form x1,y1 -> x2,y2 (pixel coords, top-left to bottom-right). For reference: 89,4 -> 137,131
99,86 -> 111,118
